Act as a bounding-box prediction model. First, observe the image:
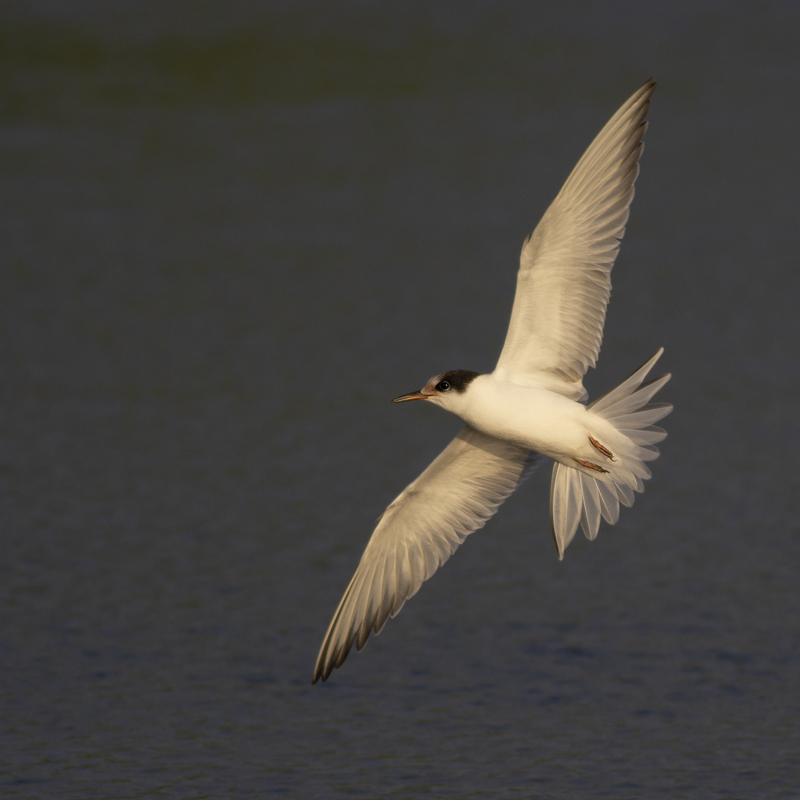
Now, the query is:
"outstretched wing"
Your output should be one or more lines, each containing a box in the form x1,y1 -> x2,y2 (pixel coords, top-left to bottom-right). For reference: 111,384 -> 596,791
313,427 -> 539,683
494,80 -> 655,396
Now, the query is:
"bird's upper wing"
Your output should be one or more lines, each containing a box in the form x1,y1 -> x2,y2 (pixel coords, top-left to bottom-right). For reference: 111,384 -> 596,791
494,80 -> 654,396
313,427 -> 539,683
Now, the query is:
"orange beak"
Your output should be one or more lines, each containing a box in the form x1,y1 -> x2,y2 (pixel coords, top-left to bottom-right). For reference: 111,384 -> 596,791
392,390 -> 429,403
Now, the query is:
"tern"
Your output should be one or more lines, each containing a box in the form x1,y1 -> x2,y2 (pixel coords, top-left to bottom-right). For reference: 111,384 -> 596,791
313,80 -> 671,684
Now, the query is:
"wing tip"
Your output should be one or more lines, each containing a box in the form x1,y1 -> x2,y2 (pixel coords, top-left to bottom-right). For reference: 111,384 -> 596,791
313,633 -> 355,685
312,645 -> 335,685
312,661 -> 327,685
639,77 -> 657,100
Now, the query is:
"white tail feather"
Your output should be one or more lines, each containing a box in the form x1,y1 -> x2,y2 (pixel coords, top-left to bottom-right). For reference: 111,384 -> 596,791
550,349 -> 672,559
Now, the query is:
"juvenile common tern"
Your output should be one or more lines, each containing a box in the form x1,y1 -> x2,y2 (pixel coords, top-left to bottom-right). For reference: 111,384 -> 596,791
313,80 -> 671,684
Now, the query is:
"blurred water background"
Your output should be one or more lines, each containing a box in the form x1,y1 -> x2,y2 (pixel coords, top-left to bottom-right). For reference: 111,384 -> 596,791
1,1 -> 799,797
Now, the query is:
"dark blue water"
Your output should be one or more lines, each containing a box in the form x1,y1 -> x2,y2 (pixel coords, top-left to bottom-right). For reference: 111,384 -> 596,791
2,1 -> 799,796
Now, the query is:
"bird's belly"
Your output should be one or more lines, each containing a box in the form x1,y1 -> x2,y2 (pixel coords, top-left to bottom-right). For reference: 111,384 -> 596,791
459,387 -> 590,461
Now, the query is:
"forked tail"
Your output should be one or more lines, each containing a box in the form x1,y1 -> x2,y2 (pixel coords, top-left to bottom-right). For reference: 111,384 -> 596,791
550,349 -> 672,559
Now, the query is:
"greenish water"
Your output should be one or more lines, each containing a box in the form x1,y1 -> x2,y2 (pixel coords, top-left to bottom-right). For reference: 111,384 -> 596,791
1,2 -> 799,797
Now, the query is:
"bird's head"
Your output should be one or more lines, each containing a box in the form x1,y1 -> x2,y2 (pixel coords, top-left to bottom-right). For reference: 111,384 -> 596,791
392,369 -> 482,411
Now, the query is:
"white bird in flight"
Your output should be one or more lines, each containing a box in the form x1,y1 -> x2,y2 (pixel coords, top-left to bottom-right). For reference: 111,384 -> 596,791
314,80 -> 671,684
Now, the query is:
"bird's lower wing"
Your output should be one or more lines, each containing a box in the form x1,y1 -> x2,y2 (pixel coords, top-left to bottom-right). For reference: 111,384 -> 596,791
313,427 -> 539,683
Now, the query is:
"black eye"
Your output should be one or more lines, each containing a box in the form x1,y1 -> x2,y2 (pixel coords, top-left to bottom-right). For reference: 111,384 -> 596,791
435,380 -> 450,392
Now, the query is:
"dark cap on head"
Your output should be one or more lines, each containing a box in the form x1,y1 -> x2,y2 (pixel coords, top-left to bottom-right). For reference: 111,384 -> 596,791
436,370 -> 481,393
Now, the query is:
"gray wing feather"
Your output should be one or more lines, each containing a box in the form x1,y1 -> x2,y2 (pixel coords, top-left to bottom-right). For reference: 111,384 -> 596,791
495,80 -> 655,393
313,427 -> 539,683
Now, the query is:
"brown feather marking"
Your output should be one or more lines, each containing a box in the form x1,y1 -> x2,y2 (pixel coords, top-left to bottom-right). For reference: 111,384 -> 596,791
573,458 -> 608,474
589,436 -> 615,460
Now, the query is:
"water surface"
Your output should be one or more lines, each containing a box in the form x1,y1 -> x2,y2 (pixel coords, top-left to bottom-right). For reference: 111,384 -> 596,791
1,1 -> 799,797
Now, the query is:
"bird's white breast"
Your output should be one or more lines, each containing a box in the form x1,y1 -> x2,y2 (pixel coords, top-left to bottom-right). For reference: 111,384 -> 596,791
453,374 -> 591,461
